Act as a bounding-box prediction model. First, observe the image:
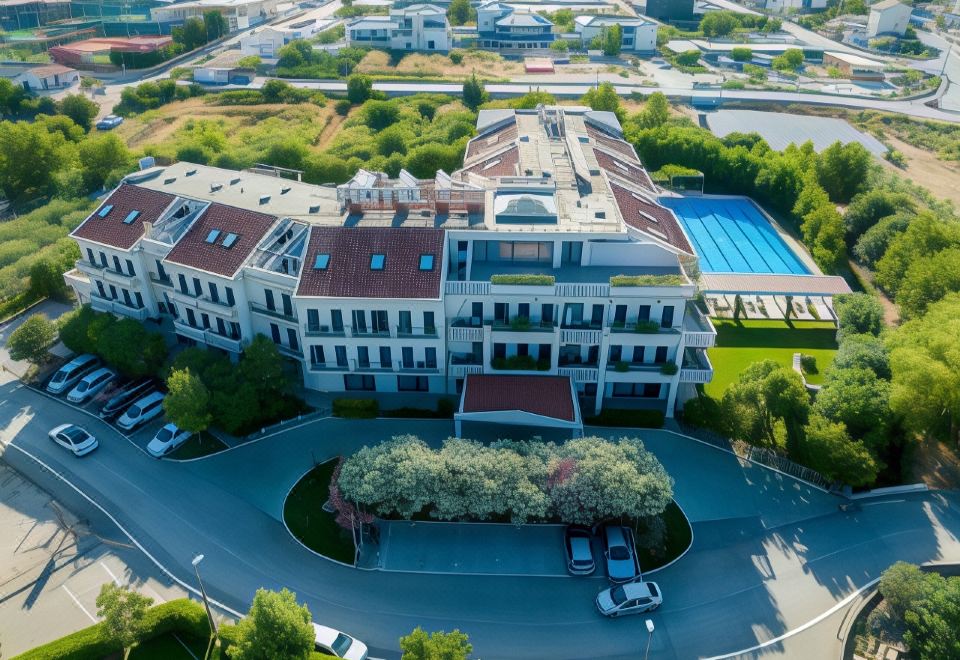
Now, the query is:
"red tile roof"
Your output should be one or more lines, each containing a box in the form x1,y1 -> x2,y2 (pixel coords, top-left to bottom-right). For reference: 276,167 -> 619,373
594,149 -> 656,192
586,126 -> 639,161
461,374 -> 576,422
610,182 -> 694,255
463,146 -> 519,178
297,227 -> 445,299
164,203 -> 277,278
71,184 -> 176,250
465,121 -> 518,160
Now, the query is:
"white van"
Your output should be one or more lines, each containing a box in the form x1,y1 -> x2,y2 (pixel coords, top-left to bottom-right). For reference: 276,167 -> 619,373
67,367 -> 116,404
47,354 -> 100,395
116,392 -> 165,431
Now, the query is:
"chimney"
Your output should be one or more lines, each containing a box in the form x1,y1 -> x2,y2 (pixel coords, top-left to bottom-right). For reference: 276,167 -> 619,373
143,221 -> 153,237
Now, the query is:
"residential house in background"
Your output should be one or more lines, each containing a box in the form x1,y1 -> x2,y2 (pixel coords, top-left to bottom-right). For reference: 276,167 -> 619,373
345,3 -> 450,51
150,0 -> 281,31
574,15 -> 657,52
476,1 -> 554,50
239,12 -> 336,57
8,63 -> 79,92
866,0 -> 912,36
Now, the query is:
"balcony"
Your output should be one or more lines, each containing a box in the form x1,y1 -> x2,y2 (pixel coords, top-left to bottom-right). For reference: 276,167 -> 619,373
609,321 -> 680,335
448,319 -> 485,343
250,301 -> 298,324
606,361 -> 670,374
149,273 -> 173,288
173,320 -> 243,353
448,353 -> 483,378
682,304 -> 717,349
492,319 -> 556,334
303,324 -> 346,338
90,293 -> 149,321
170,288 -> 237,318
352,359 -> 441,374
397,326 -> 439,339
275,343 -> 304,360
490,355 -> 551,372
559,327 -> 602,344
680,348 -> 713,384
558,366 -> 599,383
76,260 -> 140,287
309,361 -> 349,372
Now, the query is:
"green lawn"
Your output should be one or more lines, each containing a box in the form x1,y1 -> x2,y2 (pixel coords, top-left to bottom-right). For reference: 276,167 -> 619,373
704,318 -> 839,398
284,460 -> 357,564
169,431 -> 228,460
635,501 -> 692,572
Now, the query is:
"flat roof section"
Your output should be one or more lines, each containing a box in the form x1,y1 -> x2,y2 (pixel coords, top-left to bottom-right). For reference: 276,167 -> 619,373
703,110 -> 888,157
700,272 -> 852,296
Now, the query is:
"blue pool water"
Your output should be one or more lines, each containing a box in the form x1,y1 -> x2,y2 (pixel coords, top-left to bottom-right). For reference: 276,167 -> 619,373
659,196 -> 810,275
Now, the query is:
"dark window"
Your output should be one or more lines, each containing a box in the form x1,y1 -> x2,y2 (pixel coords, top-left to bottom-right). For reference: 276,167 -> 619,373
331,310 -> 344,332
109,284 -> 117,299
638,305 -> 651,322
471,302 -> 483,325
399,311 -> 412,334
425,347 -> 437,369
282,293 -> 293,318
609,345 -> 622,362
591,304 -> 604,327
643,383 -> 662,398
205,282 -> 217,303
335,345 -> 348,367
230,322 -> 241,339
96,280 -> 106,297
398,376 -> 429,391
193,277 -> 202,297
517,303 -> 530,320
287,328 -> 299,351
655,346 -> 668,363
99,252 -> 107,267
186,308 -> 197,327
156,260 -> 167,281
372,310 -> 389,334
493,343 -> 506,359
225,287 -> 235,306
661,306 -> 674,328
357,346 -> 370,368
134,292 -> 143,309
402,347 -> 414,368
344,375 -> 375,391
86,248 -> 95,265
122,289 -> 132,306
113,255 -> 122,273
310,345 -> 325,365
265,289 -> 275,311
217,317 -> 226,335
178,274 -> 188,293
632,346 -> 645,363
539,344 -> 551,364
352,310 -> 367,333
379,346 -> 392,367
518,343 -> 529,357
270,323 -> 281,343
201,313 -> 210,330
614,305 -> 627,325
542,304 -> 554,325
307,309 -> 320,332
494,302 -> 508,324
125,259 -> 135,276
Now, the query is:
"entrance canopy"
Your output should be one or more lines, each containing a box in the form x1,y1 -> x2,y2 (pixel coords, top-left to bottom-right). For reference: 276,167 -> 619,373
455,374 -> 583,438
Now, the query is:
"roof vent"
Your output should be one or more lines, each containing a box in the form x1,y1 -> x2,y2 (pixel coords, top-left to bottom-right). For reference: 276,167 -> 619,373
164,177 -> 176,185
211,183 -> 223,192
281,187 -> 291,195
230,177 -> 241,185
309,205 -> 320,214
520,135 -> 529,142
186,169 -> 197,177
259,195 -> 270,205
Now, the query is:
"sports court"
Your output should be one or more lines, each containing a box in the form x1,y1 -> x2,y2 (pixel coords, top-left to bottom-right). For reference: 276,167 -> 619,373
659,196 -> 809,275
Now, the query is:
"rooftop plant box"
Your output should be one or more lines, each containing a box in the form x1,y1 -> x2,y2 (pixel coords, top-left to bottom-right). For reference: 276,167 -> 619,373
610,274 -> 686,287
490,274 -> 556,286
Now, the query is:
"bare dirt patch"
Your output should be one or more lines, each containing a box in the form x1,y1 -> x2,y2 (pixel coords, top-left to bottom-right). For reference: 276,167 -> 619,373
880,135 -> 960,206
909,435 -> 960,490
355,50 -> 522,80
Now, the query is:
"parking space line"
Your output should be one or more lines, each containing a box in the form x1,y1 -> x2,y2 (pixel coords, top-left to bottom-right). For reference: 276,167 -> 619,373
173,633 -> 200,660
99,561 -> 120,585
62,584 -> 97,623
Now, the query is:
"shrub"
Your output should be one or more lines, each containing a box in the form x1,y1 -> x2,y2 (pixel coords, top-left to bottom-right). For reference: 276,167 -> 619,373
800,353 -> 818,374
609,274 -> 685,287
634,320 -> 662,333
333,398 -> 379,418
679,394 -> 726,433
490,273 -> 555,286
584,408 -> 666,428
491,354 -> 538,370
449,50 -> 464,65
614,360 -> 630,372
660,362 -> 679,375
334,99 -> 352,116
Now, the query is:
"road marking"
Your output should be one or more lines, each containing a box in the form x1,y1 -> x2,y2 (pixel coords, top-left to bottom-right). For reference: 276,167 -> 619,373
862,499 -> 906,507
173,633 -> 200,660
62,584 -> 97,623
100,561 -> 120,585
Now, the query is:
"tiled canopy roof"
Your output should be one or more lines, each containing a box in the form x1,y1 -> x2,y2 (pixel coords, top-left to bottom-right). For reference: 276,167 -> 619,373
463,146 -> 519,178
610,182 -> 694,255
461,374 -> 576,422
164,203 -> 277,277
586,126 -> 639,161
71,184 -> 176,250
594,149 -> 656,192
297,226 -> 445,299
465,121 -> 518,161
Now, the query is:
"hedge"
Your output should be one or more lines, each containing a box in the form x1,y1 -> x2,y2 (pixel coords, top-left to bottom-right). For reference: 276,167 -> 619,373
332,398 -> 379,419
609,274 -> 686,287
13,599 -> 209,660
491,355 -> 550,371
584,408 -> 665,428
490,274 -> 555,286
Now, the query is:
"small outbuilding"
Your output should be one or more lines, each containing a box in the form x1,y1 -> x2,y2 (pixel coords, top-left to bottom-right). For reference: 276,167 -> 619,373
455,374 -> 583,440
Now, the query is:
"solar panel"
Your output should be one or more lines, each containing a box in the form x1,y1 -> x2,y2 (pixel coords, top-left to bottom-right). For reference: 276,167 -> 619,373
122,210 -> 140,225
205,229 -> 221,244
222,233 -> 239,249
98,205 -> 113,218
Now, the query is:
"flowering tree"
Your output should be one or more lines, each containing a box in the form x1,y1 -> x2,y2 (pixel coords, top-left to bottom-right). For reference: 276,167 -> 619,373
328,457 -> 373,530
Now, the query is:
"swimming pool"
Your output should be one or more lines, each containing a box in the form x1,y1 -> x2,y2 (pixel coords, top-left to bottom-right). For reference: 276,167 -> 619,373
659,196 -> 810,275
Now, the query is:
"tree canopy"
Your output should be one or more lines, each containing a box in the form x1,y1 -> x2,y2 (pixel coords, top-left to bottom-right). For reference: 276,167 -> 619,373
400,627 -> 473,660
95,583 -> 154,660
7,314 -> 57,364
163,368 -> 212,433
229,588 -> 315,660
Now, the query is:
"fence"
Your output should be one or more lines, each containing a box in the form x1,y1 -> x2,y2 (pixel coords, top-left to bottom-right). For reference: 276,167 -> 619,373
677,423 -> 834,491
245,407 -> 330,441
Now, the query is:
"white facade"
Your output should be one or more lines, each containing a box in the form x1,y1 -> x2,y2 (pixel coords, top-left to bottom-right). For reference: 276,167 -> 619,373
151,0 -> 281,31
345,3 -> 450,51
11,64 -> 79,93
867,0 -> 912,36
64,107 -> 716,418
239,16 -> 336,57
573,15 -> 657,52
764,0 -> 827,12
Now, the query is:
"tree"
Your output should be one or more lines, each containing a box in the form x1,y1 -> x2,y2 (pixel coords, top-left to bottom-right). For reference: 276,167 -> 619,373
7,314 -> 57,365
363,99 -> 400,130
447,0 -> 474,26
834,293 -> 884,338
229,588 -> 315,660
853,212 -> 912,267
400,627 -> 473,660
0,119 -> 74,204
722,360 -> 810,454
675,50 -> 701,66
730,47 -> 752,61
164,368 -> 212,433
700,11 -> 740,38
888,293 -> 960,447
173,17 -> 208,50
603,24 -> 622,56
875,212 -> 960,296
78,133 -> 132,193
581,81 -> 622,119
550,39 -> 570,52
29,259 -> 69,300
762,17 -> 782,32
96,318 -> 168,377
203,10 -> 228,41
263,140 -> 308,171
772,48 -> 804,71
813,367 -> 890,443
902,574 -> 960,659
816,141 -> 871,203
58,94 -> 99,132
801,414 -> 878,486
461,74 -> 487,112
896,247 -> 960,320
833,333 -> 890,379
95,583 -> 154,660
346,74 -> 373,104
801,203 -> 847,272
636,92 -> 669,129
58,305 -> 114,355
843,189 -> 915,243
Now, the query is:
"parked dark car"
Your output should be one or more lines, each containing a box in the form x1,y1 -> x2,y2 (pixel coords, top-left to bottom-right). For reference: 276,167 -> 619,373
99,378 -> 154,420
564,525 -> 596,576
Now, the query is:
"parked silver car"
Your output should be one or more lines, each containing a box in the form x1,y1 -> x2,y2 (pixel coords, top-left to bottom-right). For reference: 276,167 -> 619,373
602,524 -> 639,584
596,581 -> 662,618
564,525 -> 596,576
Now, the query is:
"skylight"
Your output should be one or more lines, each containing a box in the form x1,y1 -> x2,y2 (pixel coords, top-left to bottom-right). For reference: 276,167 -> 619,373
314,253 -> 330,270
419,254 -> 434,271
98,205 -> 113,218
122,210 -> 141,225
205,229 -> 221,244
370,254 -> 386,270
222,233 -> 239,249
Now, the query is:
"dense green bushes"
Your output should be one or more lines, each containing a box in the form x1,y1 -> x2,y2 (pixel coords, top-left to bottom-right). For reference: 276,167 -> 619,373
490,274 -> 555,286
58,306 -> 168,377
333,398 -> 379,418
275,40 -> 367,79
875,563 -> 960,659
113,79 -> 205,116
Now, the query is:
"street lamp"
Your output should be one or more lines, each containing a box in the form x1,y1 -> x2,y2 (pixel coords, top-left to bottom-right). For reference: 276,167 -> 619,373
643,619 -> 655,660
192,554 -> 218,660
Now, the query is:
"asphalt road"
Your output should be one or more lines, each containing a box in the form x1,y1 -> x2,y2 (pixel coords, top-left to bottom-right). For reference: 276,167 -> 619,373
2,376 -> 959,659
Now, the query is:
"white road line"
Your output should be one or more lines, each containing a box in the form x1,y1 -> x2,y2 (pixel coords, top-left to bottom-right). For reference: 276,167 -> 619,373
100,561 -> 120,585
862,499 -> 906,507
173,633 -> 200,660
62,584 -> 97,623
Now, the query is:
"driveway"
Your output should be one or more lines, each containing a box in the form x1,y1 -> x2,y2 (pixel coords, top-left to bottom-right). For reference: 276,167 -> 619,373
2,376 -> 960,659
0,300 -> 73,378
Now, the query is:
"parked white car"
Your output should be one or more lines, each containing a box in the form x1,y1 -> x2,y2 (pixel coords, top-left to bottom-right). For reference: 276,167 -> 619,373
46,354 -> 99,395
313,623 -> 368,660
146,423 -> 192,458
116,391 -> 165,431
596,581 -> 662,618
66,367 -> 116,403
602,524 -> 639,584
48,424 -> 99,457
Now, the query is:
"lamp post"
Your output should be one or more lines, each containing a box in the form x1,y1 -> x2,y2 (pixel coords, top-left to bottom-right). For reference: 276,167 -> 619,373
643,619 -> 655,660
192,554 -> 218,660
